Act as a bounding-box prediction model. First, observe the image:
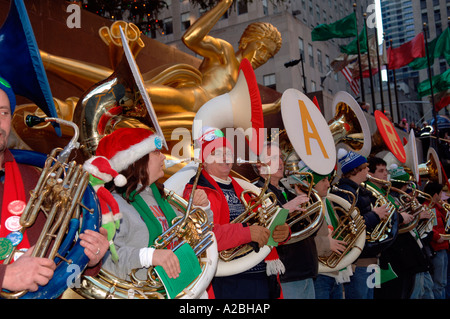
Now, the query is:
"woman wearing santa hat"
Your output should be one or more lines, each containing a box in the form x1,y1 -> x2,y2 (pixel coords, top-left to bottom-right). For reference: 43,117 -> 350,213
92,127 -> 208,283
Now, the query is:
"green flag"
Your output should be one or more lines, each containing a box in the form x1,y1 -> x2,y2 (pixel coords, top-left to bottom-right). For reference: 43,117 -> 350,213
409,28 -> 450,70
311,12 -> 358,41
340,27 -> 367,55
417,68 -> 450,98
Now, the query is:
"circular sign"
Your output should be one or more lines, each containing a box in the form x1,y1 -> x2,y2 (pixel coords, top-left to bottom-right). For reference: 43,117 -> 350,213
281,89 -> 336,175
374,110 -> 406,163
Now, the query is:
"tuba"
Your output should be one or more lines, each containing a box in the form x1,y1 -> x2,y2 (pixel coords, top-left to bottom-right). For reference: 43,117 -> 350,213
363,175 -> 399,243
215,159 -> 282,277
414,188 -> 436,238
281,152 -> 325,244
319,186 -> 366,272
1,116 -> 101,299
71,164 -> 218,299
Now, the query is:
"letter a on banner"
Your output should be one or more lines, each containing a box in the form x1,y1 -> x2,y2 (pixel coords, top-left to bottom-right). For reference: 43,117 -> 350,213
281,89 -> 335,175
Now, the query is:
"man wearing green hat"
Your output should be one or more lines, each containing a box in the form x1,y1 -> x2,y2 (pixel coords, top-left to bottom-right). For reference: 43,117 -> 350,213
368,158 -> 430,299
288,160 -> 351,299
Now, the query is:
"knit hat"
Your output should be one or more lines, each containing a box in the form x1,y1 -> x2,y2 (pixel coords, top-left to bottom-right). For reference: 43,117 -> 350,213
337,148 -> 367,174
0,76 -> 16,113
388,164 -> 410,183
197,126 -> 233,163
83,156 -> 127,186
95,128 -> 163,173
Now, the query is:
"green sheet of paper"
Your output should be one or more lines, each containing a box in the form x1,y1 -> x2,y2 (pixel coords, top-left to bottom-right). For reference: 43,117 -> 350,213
267,208 -> 289,247
154,243 -> 202,299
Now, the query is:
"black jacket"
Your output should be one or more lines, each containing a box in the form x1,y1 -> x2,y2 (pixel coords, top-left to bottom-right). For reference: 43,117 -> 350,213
255,177 -> 318,282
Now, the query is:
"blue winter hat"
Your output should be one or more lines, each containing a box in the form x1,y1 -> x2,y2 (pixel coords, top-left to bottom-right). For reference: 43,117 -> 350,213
338,148 -> 367,174
0,76 -> 16,113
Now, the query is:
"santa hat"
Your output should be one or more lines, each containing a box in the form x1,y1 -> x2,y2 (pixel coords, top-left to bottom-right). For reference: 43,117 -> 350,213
197,127 -> 233,163
337,148 -> 367,174
83,156 -> 127,187
0,76 -> 16,113
95,128 -> 163,173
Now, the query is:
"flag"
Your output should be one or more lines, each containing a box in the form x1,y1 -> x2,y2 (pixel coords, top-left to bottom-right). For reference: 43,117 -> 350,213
346,35 -> 387,79
408,35 -> 439,70
409,28 -> 450,70
387,33 -> 425,70
340,27 -> 367,55
341,66 -> 360,96
417,68 -> 450,98
311,12 -> 357,41
434,89 -> 450,112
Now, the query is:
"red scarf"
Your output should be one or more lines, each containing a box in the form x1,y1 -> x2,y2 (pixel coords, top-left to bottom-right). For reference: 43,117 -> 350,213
0,158 -> 31,263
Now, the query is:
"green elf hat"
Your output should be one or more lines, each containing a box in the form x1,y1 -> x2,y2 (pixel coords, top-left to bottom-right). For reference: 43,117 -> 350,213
388,164 -> 410,183
287,160 -> 329,186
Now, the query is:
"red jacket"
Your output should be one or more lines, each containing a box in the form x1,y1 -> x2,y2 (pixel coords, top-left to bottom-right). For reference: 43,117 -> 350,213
182,170 -> 252,251
425,200 -> 449,252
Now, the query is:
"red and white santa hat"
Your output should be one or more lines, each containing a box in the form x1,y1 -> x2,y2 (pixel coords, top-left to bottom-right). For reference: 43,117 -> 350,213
83,156 -> 127,187
95,127 -> 163,173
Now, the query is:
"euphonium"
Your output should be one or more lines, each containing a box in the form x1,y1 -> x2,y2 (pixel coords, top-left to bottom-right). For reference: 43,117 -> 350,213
319,186 -> 366,272
73,163 -> 218,299
363,175 -> 398,242
281,170 -> 324,244
0,115 -> 101,299
391,185 -> 421,234
218,159 -> 280,262
414,188 -> 436,237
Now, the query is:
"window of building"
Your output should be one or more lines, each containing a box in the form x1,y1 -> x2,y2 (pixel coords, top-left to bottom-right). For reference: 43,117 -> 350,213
317,49 -> 323,73
298,37 -> 304,59
181,12 -> 190,31
308,44 -> 314,67
163,17 -> 173,35
311,80 -> 316,92
263,73 -> 276,90
262,0 -> 268,15
238,0 -> 248,15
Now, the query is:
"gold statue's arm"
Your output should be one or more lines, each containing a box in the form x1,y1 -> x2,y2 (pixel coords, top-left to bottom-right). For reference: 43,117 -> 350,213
182,0 -> 234,58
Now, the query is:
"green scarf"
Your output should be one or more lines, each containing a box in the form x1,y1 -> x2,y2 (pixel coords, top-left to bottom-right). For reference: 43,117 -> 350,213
325,198 -> 339,230
127,183 -> 177,247
366,181 -> 399,209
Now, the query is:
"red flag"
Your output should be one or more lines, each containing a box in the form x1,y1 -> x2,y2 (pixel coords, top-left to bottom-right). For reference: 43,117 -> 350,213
387,33 -> 425,70
312,96 -> 320,110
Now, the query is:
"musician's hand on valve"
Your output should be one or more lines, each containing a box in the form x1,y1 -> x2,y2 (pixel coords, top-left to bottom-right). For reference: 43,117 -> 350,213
419,210 -> 431,220
249,225 -> 270,247
373,204 -> 390,220
192,189 -> 209,207
400,212 -> 415,225
328,228 -> 347,255
283,194 -> 309,213
152,249 -> 181,279
3,247 -> 56,292
272,223 -> 290,243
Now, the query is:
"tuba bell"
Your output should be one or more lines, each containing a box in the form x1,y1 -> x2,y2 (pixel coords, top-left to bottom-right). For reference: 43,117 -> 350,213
328,91 -> 372,157
418,147 -> 443,184
1,116 -> 101,299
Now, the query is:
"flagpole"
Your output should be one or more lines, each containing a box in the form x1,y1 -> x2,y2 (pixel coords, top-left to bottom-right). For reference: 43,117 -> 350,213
385,33 -> 394,117
354,3 -> 365,104
390,39 -> 401,123
423,23 -> 439,143
375,27 -> 385,113
364,13 -> 376,111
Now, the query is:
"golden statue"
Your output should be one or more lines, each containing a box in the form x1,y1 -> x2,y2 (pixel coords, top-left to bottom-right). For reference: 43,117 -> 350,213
13,0 -> 282,155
